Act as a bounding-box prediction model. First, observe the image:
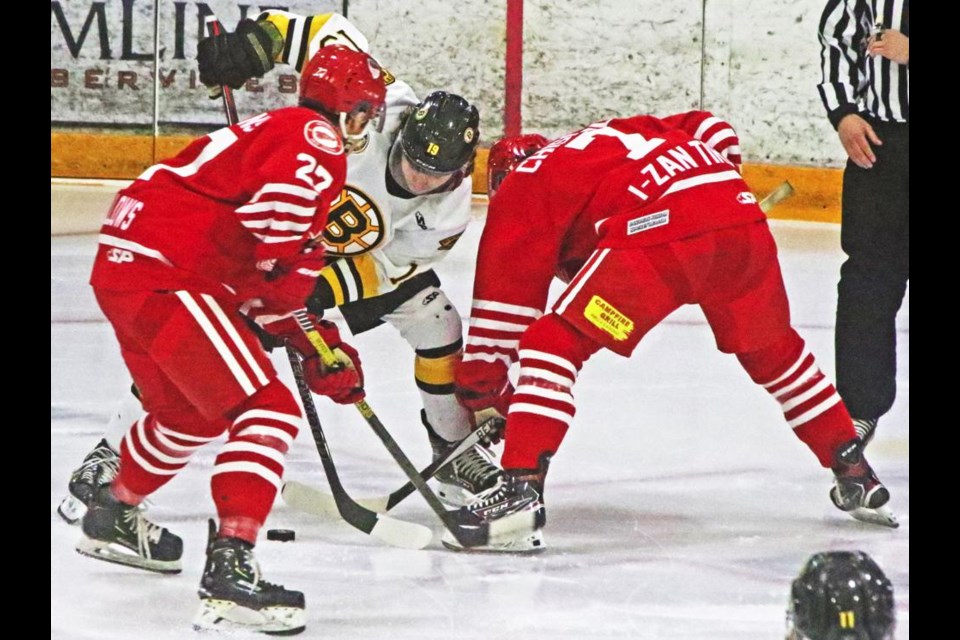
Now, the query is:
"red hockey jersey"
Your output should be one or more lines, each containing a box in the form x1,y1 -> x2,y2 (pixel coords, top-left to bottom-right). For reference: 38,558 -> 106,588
474,111 -> 761,315
90,106 -> 347,300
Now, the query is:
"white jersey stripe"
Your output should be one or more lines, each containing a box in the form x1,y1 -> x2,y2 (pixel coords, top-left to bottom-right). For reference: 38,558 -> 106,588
232,425 -> 298,446
98,235 -> 173,266
469,317 -> 531,332
661,170 -> 742,197
236,201 -> 316,217
514,384 -> 573,404
200,293 -> 271,387
175,291 -> 257,396
462,351 -> 513,367
155,423 -> 220,443
241,218 -> 313,232
472,299 -> 542,319
508,402 -> 573,426
693,116 -> 724,141
518,366 -> 574,387
780,377 -> 834,413
220,441 -> 286,466
763,346 -> 813,389
787,394 -> 842,429
518,349 -> 578,377
135,416 -> 192,465
248,182 -> 319,203
123,420 -> 181,476
212,461 -> 283,490
235,409 -> 303,431
555,248 -> 609,315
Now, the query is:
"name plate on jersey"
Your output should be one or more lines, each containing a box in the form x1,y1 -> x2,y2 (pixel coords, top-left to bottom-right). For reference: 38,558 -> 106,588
626,209 -> 669,235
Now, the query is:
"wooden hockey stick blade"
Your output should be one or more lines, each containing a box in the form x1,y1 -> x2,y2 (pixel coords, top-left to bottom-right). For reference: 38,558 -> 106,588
285,348 -> 433,549
279,417 -> 502,518
758,180 -> 795,214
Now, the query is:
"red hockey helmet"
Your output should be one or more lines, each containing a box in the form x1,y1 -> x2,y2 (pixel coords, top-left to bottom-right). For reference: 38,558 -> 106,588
299,45 -> 387,151
486,133 -> 549,199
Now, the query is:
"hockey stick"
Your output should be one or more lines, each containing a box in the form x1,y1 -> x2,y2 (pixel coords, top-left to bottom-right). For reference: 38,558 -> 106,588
283,414 -> 502,516
204,16 -> 431,550
285,350 -> 433,548
289,309 -> 507,548
759,180 -> 795,214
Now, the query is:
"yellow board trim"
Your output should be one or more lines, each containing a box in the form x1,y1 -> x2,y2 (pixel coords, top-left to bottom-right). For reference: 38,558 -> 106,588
51,132 -> 844,223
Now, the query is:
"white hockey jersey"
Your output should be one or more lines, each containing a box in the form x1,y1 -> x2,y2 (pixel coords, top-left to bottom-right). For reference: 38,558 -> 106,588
258,10 -> 473,304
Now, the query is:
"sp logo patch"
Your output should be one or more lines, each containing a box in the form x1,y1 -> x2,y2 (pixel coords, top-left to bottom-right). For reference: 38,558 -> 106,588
304,120 -> 344,154
736,191 -> 757,205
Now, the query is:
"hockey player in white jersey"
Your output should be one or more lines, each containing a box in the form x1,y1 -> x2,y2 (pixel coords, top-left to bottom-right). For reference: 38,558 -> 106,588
58,10 -> 503,524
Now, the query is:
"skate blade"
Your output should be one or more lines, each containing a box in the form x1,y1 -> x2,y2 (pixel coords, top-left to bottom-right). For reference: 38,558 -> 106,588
193,598 -> 306,636
75,536 -> 182,574
57,495 -> 86,525
848,504 -> 900,528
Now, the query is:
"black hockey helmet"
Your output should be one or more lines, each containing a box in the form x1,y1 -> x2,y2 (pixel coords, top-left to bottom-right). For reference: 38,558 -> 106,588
396,91 -> 480,174
786,551 -> 895,640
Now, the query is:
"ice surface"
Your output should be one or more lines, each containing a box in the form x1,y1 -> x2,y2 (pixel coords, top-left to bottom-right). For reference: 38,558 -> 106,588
52,196 -> 908,639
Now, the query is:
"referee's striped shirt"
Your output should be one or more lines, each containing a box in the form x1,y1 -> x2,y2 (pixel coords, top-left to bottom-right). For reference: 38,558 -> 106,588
817,0 -> 909,128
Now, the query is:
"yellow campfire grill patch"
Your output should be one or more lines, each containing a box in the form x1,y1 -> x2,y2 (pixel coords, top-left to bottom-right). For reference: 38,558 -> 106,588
584,295 -> 634,341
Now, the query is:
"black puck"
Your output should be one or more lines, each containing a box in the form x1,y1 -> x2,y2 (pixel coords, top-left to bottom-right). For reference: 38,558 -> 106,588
266,529 -> 296,542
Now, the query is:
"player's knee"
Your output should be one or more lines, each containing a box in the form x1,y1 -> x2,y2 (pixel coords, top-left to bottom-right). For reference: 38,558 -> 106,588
520,314 -> 598,367
229,380 -> 302,454
736,328 -> 805,384
397,287 -> 463,350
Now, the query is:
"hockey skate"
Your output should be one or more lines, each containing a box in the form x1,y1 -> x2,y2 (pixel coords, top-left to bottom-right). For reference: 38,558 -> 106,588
852,417 -> 879,448
194,520 -> 306,636
57,438 -> 120,525
442,472 -> 547,553
830,438 -> 898,528
423,411 -> 505,507
75,485 -> 183,574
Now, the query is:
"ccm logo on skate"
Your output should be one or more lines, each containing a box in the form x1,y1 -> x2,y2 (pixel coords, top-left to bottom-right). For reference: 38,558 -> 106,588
106,248 -> 134,264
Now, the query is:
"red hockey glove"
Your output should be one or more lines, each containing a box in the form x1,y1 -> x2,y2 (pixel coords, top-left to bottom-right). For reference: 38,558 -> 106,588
241,254 -> 327,330
255,313 -> 365,405
454,359 -> 514,418
301,339 -> 365,405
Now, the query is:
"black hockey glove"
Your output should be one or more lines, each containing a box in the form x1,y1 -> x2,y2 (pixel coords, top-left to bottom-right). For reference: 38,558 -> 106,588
196,18 -> 281,90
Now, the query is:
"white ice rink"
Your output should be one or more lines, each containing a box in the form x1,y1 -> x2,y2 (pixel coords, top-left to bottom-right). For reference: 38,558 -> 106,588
51,188 -> 909,639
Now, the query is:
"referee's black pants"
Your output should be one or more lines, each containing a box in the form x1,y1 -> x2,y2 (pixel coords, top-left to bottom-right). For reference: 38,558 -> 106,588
836,118 -> 909,421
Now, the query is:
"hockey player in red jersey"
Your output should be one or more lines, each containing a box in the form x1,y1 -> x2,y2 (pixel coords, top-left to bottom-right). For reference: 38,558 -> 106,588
76,46 -> 386,635
445,114 -> 898,553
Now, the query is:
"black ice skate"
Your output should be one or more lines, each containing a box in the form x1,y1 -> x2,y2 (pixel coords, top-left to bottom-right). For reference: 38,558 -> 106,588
423,411 -> 505,507
442,471 -> 547,553
57,438 -> 120,525
193,520 -> 306,636
830,438 -> 898,528
75,485 -> 183,574
852,417 -> 879,448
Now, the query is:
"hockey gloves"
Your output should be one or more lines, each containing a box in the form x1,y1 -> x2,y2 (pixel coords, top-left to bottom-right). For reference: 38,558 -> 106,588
454,359 -> 514,423
197,18 -> 282,90
240,252 -> 328,322
258,313 -> 365,405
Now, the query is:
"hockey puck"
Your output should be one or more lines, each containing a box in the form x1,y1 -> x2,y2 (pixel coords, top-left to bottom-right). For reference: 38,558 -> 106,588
266,529 -> 296,542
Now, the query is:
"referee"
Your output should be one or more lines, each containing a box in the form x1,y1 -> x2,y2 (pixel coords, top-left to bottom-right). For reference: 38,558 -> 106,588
817,0 -> 909,449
